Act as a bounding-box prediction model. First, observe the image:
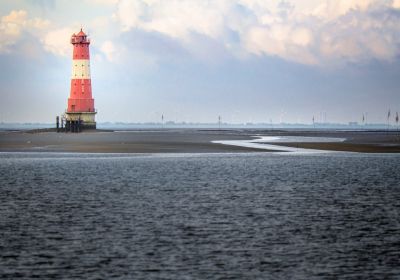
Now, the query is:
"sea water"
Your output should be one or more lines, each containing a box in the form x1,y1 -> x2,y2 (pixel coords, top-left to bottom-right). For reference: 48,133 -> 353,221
1,152 -> 399,279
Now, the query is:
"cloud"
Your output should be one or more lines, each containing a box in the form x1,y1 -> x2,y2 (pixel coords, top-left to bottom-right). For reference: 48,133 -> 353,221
84,0 -> 118,5
113,0 -> 228,40
243,24 -> 317,65
2,1 -> 400,66
100,40 -> 118,61
111,0 -> 400,66
312,0 -> 378,20
42,27 -> 77,57
0,10 -> 49,53
316,6 -> 400,63
240,0 -> 400,65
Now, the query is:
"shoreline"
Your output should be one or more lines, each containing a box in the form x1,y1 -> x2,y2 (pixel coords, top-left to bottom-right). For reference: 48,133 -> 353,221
0,129 -> 399,154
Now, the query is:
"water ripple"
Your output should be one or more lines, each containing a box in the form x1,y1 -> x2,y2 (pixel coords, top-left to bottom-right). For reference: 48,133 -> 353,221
1,153 -> 400,279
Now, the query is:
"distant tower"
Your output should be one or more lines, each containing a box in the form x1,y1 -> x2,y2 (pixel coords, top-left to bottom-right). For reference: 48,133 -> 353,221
65,28 -> 96,129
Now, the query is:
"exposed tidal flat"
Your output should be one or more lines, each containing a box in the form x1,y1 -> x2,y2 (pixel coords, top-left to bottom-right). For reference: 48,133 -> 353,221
1,130 -> 400,279
0,129 -> 400,153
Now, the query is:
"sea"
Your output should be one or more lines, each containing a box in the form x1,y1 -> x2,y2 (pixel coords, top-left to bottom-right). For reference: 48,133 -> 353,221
1,152 -> 399,279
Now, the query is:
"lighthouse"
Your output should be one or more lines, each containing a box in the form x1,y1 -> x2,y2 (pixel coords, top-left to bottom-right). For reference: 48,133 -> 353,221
65,28 -> 96,130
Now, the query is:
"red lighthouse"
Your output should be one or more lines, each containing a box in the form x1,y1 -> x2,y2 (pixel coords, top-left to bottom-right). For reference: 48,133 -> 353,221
65,28 -> 96,129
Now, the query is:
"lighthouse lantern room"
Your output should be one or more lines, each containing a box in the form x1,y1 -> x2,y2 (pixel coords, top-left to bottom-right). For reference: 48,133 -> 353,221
65,28 -> 96,130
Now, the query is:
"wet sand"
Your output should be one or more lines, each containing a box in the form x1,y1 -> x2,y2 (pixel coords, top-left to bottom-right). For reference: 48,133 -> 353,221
260,130 -> 400,153
0,129 -> 263,153
0,129 -> 399,153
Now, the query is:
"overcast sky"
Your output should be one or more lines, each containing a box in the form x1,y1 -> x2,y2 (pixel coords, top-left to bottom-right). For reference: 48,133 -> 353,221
1,0 -> 400,124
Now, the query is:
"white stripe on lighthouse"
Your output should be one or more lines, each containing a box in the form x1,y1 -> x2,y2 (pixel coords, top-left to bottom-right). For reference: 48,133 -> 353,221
71,59 -> 91,79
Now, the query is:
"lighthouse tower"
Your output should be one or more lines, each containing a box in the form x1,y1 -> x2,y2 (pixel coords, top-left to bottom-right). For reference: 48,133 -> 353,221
65,28 -> 96,129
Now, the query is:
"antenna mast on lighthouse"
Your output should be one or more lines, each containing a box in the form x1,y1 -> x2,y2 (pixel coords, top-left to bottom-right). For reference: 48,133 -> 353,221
65,28 -> 97,131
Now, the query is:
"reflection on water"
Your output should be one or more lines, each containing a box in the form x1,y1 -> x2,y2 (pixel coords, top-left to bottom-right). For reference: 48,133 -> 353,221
1,152 -> 400,279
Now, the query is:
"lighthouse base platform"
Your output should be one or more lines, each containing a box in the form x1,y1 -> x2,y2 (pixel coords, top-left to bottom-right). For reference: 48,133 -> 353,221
66,112 -> 97,130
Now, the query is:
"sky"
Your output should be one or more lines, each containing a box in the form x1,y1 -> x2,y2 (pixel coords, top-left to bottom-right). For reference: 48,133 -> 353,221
0,0 -> 400,124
